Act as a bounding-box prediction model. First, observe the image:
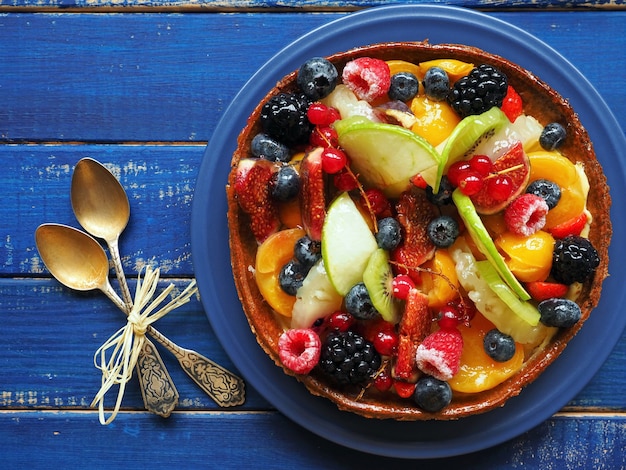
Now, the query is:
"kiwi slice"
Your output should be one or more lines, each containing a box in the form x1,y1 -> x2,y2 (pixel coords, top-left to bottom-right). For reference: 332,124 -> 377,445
363,248 -> 401,324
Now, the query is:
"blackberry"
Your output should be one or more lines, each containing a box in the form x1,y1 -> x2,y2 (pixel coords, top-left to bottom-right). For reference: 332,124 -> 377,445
551,235 -> 600,285
319,330 -> 381,385
448,64 -> 508,118
260,93 -> 313,146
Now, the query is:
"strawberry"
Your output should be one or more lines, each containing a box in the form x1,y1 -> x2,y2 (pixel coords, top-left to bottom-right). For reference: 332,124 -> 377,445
548,212 -> 588,239
342,57 -> 391,102
233,158 -> 281,242
278,328 -> 321,375
415,328 -> 463,381
500,85 -> 523,122
394,288 -> 431,381
299,147 -> 326,240
394,190 -> 436,271
525,281 -> 569,302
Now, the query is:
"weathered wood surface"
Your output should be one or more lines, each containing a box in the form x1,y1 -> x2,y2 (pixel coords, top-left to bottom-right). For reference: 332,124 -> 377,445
1,6 -> 625,467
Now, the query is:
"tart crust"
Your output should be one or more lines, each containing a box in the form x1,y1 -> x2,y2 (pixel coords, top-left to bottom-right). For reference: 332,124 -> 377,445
226,42 -> 611,420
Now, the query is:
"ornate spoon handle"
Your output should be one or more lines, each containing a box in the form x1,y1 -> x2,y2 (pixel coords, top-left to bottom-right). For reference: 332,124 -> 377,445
136,338 -> 180,417
146,325 -> 246,407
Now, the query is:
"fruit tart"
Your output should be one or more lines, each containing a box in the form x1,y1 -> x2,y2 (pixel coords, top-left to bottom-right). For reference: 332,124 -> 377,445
226,42 -> 611,420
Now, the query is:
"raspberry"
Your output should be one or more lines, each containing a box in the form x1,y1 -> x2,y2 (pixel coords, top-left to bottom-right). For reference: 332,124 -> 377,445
415,328 -> 463,381
342,57 -> 391,102
278,328 -> 321,375
504,193 -> 549,236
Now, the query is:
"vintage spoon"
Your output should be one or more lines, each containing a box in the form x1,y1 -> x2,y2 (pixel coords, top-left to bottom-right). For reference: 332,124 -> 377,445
35,223 -> 245,407
35,223 -> 179,417
70,157 -> 134,309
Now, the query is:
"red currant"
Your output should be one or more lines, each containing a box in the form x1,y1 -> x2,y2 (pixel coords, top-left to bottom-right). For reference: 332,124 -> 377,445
447,160 -> 472,187
486,174 -> 514,202
373,329 -> 399,356
437,304 -> 462,330
394,380 -> 416,398
307,103 -> 341,126
373,369 -> 393,392
469,154 -> 493,177
448,297 -> 477,326
321,148 -> 347,174
391,274 -> 415,300
362,188 -> 391,217
309,126 -> 338,148
333,169 -> 359,191
458,170 -> 484,196
326,311 -> 356,332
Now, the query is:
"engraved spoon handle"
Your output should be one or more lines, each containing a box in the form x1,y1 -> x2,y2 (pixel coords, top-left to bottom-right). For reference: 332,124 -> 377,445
146,325 -> 246,407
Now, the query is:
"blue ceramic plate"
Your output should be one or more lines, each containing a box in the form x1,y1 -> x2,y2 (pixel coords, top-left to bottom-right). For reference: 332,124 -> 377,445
191,5 -> 626,458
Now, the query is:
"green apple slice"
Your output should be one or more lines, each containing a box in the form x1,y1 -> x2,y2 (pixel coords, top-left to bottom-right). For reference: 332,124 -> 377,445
321,192 -> 378,296
475,260 -> 540,326
363,248 -> 401,324
435,107 -> 509,192
335,117 -> 441,197
452,188 -> 530,301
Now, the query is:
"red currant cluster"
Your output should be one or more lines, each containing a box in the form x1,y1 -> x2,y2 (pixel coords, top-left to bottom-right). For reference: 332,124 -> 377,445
447,154 -> 514,202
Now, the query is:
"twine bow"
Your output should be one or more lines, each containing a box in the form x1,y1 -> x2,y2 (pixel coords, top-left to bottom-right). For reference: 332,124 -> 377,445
90,265 -> 197,425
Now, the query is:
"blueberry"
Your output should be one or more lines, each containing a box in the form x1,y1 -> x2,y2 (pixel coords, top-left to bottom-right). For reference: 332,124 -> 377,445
388,72 -> 419,102
251,133 -> 291,163
426,176 -> 454,206
278,260 -> 308,296
539,122 -> 567,150
375,217 -> 402,251
294,235 -> 321,269
422,67 -> 450,101
526,179 -> 561,209
483,329 -> 516,362
271,166 -> 300,202
538,298 -> 581,328
413,376 -> 452,412
344,283 -> 378,320
427,215 -> 459,248
297,57 -> 338,101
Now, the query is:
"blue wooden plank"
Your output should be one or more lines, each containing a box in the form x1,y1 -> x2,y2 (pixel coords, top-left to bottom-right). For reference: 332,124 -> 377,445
0,12 -> 624,143
1,411 -> 625,468
1,278 -> 625,411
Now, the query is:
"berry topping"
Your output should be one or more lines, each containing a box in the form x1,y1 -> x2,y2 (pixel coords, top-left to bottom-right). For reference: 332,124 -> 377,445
540,122 -> 567,150
297,57 -> 338,101
422,67 -> 450,101
500,85 -> 523,122
525,281 -> 569,302
526,179 -> 561,210
375,217 -> 402,251
391,274 -> 416,300
415,328 -> 463,381
261,92 -> 313,146
270,165 -> 300,201
294,235 -> 321,269
388,71 -> 420,102
373,369 -> 393,392
278,328 -> 322,375
504,193 -> 549,236
309,125 -> 338,148
538,298 -> 582,328
436,304 -> 463,330
342,57 -> 391,102
344,282 -> 379,320
448,64 -> 508,118
251,133 -> 291,162
372,326 -> 399,356
325,311 -> 356,332
320,147 -> 348,174
551,235 -> 600,284
362,188 -> 392,218
469,154 -> 493,177
413,375 -> 453,412
307,102 -> 341,126
483,329 -> 516,362
319,330 -> 382,385
426,215 -> 460,248
278,259 -> 308,295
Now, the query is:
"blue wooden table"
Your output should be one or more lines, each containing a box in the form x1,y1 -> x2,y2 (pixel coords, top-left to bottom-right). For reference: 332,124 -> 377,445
2,1 -> 625,467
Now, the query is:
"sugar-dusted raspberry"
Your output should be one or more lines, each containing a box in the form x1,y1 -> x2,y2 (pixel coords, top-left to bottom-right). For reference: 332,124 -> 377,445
504,193 -> 549,236
415,328 -> 463,381
342,57 -> 391,102
278,328 -> 321,375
